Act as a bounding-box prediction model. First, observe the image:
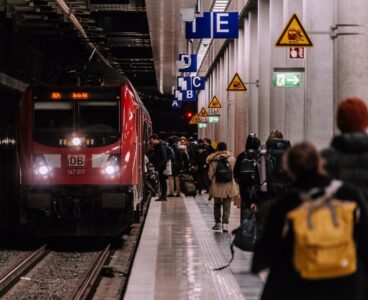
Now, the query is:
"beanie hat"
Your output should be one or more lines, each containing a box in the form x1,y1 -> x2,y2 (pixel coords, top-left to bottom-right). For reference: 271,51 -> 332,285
337,97 -> 368,133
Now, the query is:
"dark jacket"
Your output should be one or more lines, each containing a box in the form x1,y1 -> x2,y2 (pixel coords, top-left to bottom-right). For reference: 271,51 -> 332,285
252,174 -> 368,300
171,144 -> 183,176
150,140 -> 168,171
321,133 -> 368,201
193,150 -> 208,171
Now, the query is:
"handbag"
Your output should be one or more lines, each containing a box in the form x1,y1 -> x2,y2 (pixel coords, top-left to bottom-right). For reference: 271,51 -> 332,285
233,211 -> 257,251
214,210 -> 257,271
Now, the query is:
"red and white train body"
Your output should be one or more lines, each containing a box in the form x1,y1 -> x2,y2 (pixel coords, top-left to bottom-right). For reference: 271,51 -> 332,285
18,82 -> 151,236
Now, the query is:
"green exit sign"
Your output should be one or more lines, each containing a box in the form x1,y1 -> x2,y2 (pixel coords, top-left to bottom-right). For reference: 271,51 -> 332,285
198,123 -> 207,128
273,72 -> 302,88
208,116 -> 220,123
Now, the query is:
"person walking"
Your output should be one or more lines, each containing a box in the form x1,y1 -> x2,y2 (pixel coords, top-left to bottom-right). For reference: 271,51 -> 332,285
192,144 -> 209,194
252,142 -> 368,300
321,97 -> 368,201
149,133 -> 168,201
234,133 -> 261,222
207,142 -> 239,232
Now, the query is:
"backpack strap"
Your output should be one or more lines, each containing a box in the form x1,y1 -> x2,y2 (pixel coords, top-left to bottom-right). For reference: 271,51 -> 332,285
299,180 -> 343,229
299,180 -> 343,201
213,239 -> 235,271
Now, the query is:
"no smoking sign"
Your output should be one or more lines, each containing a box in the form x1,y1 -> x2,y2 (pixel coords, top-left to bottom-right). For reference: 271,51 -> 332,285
289,47 -> 305,59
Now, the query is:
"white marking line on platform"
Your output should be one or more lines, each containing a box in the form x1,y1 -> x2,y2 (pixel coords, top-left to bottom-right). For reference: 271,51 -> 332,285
184,197 -> 246,300
124,200 -> 161,300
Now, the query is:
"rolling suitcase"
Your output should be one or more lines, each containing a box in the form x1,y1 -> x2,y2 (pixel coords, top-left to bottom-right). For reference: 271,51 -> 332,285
180,174 -> 197,196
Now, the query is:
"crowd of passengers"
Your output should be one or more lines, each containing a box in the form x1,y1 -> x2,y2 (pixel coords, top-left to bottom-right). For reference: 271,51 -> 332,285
147,96 -> 368,300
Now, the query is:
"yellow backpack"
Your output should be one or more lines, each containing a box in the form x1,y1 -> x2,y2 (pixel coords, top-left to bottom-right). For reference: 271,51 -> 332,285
286,180 -> 358,280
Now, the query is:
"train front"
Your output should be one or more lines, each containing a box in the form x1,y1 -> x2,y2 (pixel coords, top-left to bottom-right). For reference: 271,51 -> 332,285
18,86 -> 136,237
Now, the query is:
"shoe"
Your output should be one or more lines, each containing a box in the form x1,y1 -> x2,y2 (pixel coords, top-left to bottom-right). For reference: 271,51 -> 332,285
155,197 -> 167,201
167,194 -> 175,197
222,224 -> 228,232
212,223 -> 222,231
175,194 -> 181,197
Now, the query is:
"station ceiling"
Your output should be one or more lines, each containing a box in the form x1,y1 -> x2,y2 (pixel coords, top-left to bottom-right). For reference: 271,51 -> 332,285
0,0 -> 158,94
146,0 -> 197,95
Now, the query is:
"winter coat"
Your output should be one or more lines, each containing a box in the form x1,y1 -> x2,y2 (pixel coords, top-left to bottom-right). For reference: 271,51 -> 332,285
251,174 -> 368,300
207,151 -> 239,199
321,133 -> 368,201
150,140 -> 168,172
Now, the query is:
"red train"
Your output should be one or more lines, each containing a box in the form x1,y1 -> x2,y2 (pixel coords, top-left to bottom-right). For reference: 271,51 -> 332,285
17,81 -> 151,236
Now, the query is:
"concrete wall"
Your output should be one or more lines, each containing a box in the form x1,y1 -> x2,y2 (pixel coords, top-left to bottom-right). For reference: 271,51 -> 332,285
197,0 -> 368,152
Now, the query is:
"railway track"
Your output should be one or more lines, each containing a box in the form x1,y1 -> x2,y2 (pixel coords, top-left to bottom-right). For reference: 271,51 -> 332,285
73,244 -> 111,300
0,245 -> 48,295
1,244 -> 112,299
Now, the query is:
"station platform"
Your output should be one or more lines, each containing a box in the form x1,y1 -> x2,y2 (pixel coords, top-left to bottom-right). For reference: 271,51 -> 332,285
125,194 -> 264,299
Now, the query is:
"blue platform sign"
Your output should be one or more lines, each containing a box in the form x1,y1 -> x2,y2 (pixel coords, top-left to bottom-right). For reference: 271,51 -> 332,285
171,100 -> 182,109
177,76 -> 205,91
174,89 -> 196,102
186,12 -> 239,39
177,54 -> 197,72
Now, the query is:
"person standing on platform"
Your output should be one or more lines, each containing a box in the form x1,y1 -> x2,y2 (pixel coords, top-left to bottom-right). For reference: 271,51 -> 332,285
149,133 -> 168,201
252,142 -> 368,300
203,138 -> 215,155
167,136 -> 182,197
207,142 -> 239,232
322,97 -> 368,201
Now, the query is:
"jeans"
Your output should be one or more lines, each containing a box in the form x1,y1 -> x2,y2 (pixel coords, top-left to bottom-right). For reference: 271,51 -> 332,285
214,198 -> 231,224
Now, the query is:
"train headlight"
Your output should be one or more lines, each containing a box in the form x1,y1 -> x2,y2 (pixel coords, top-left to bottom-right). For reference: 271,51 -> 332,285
102,155 -> 120,177
105,165 -> 117,175
71,137 -> 82,146
38,165 -> 50,176
33,154 -> 52,177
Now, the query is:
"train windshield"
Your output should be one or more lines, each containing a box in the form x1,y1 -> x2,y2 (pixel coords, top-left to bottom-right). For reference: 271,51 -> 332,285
79,101 -> 119,134
34,102 -> 74,132
33,99 -> 120,147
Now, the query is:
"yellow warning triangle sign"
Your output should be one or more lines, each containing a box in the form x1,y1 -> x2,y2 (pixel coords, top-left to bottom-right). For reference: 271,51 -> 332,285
275,14 -> 313,47
189,113 -> 200,125
208,96 -> 222,108
198,107 -> 208,117
227,73 -> 247,91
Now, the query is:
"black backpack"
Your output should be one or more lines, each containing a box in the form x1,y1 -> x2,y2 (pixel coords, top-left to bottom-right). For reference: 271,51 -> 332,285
215,156 -> 233,183
239,151 -> 259,184
266,139 -> 291,195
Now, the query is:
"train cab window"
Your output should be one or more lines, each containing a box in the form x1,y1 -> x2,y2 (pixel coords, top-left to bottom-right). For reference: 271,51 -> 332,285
33,101 -> 74,133
78,101 -> 119,134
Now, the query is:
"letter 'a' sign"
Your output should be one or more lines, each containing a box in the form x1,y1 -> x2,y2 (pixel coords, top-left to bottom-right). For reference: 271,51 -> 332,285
171,100 -> 182,109
186,12 -> 239,39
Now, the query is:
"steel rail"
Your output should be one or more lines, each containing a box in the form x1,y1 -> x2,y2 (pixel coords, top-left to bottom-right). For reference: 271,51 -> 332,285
0,245 -> 48,294
73,244 -> 111,300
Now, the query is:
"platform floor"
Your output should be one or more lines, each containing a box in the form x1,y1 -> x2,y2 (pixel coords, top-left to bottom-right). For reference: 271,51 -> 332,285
124,194 -> 264,300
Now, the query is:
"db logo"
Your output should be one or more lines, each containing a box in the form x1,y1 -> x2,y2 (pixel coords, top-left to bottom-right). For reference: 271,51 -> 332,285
68,155 -> 86,167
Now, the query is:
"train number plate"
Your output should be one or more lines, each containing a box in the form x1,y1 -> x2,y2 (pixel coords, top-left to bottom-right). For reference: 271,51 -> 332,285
68,155 -> 86,167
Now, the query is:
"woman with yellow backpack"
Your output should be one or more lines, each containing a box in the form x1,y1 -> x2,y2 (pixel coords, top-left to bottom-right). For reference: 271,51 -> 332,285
251,142 -> 368,300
